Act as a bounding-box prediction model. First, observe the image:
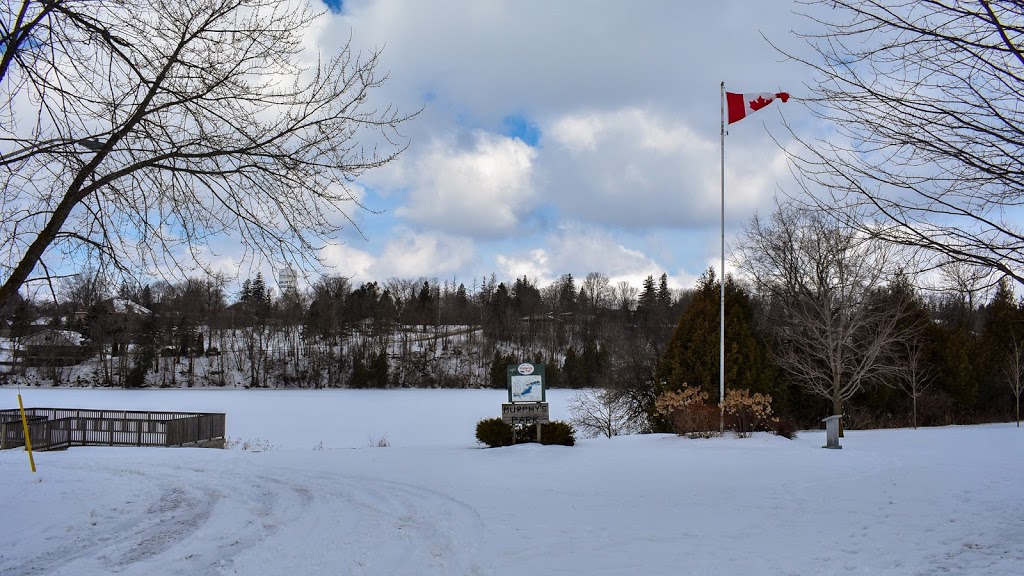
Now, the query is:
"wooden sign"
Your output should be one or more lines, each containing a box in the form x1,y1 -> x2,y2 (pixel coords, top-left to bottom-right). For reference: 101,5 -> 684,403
501,402 -> 549,425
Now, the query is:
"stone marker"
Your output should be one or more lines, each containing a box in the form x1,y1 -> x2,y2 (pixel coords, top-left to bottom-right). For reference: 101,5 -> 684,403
822,415 -> 842,449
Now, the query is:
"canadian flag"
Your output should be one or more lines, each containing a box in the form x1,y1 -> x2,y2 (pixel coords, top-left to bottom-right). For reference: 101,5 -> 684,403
726,92 -> 790,124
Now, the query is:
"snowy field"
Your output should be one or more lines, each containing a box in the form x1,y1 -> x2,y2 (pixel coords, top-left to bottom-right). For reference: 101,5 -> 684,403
2,387 -> 1023,576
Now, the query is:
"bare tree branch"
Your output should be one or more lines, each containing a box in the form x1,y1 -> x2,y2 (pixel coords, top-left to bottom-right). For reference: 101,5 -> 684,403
777,1 -> 1024,285
0,0 -> 415,308
736,201 -> 923,418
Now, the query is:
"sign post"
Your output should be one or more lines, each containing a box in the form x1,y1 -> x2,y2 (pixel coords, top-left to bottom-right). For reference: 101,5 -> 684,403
505,363 -> 547,443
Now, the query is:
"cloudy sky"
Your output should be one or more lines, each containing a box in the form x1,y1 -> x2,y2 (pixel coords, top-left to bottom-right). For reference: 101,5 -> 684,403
296,0 -> 817,292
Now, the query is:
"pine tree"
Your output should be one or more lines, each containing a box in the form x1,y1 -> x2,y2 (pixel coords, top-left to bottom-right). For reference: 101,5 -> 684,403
562,346 -> 581,388
978,278 -> 1022,415
370,351 -> 389,388
657,273 -> 671,307
637,275 -> 657,314
656,269 -> 775,407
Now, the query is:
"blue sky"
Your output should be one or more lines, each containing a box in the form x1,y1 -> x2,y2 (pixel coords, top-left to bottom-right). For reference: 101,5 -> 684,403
244,1 -> 816,294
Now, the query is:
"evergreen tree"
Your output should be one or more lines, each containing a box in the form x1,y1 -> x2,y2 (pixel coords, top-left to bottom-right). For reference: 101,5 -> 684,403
350,355 -> 369,389
512,276 -> 542,317
636,275 -> 657,321
370,351 -> 390,388
416,280 -> 433,326
240,272 -> 272,319
562,346 -> 581,389
453,283 -> 470,324
556,274 -> 577,313
483,283 -> 513,341
978,279 -> 1022,415
488,350 -> 515,389
656,268 -> 776,406
657,273 -> 671,308
927,291 -> 979,415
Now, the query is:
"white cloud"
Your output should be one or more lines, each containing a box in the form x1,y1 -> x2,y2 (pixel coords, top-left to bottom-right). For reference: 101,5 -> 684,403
548,115 -> 605,154
319,242 -> 377,281
540,107 -> 718,228
496,249 -> 552,285
336,1 -> 807,121
365,229 -> 477,280
494,224 -> 673,290
393,132 -> 538,236
538,106 -> 797,232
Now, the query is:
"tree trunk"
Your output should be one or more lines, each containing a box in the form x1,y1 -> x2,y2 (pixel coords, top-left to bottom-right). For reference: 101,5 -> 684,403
913,394 -> 918,430
833,393 -> 844,437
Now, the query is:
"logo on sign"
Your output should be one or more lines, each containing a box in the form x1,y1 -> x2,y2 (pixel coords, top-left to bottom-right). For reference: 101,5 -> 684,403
517,363 -> 535,375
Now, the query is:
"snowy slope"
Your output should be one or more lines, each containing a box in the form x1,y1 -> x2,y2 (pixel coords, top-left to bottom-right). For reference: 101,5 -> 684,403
2,388 -> 1022,575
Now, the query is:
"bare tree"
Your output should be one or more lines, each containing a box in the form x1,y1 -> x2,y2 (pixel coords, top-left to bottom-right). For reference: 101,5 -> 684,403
779,1 -> 1024,286
0,0 -> 413,310
890,339 -> 935,429
1005,336 -> 1024,427
568,388 -> 638,439
59,267 -> 112,312
936,262 -> 995,312
580,272 -> 612,312
736,202 -> 922,423
612,281 -> 638,313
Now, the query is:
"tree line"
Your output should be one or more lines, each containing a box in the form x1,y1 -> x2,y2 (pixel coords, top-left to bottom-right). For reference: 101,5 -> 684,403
3,203 -> 1023,431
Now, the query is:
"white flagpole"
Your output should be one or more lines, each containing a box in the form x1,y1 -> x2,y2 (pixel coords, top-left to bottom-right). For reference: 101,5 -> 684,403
719,82 -> 726,434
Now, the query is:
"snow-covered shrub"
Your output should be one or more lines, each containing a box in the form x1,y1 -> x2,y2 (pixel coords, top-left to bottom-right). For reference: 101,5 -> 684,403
224,437 -> 275,451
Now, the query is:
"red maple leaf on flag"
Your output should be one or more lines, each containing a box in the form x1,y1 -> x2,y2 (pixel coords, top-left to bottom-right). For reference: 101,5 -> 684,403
748,95 -> 774,111
726,91 -> 789,124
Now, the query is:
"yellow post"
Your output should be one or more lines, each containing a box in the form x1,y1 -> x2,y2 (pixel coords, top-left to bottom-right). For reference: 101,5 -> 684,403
17,393 -> 36,473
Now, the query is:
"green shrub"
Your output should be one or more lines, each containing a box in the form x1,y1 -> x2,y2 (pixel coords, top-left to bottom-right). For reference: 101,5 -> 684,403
539,421 -> 576,446
476,418 -> 514,447
512,420 -> 576,446
475,418 -> 576,447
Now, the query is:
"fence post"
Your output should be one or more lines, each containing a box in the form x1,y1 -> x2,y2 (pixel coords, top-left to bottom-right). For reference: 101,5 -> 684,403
17,393 -> 36,473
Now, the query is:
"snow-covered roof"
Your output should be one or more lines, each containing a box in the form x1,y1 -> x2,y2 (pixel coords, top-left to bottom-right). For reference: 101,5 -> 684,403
21,329 -> 84,347
108,298 -> 151,315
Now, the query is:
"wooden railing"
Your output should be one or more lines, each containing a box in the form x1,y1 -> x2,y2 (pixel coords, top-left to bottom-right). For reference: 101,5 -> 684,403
0,408 -> 226,451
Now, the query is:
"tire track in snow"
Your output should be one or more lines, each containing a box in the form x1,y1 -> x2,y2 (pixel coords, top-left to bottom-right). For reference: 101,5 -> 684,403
219,468 -> 487,576
2,455 -> 485,576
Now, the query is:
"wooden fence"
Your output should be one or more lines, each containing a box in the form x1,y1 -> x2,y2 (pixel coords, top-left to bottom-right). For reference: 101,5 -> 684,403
0,408 -> 226,451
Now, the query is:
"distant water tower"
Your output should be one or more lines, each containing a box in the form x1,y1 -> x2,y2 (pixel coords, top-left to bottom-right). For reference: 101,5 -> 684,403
277,265 -> 298,296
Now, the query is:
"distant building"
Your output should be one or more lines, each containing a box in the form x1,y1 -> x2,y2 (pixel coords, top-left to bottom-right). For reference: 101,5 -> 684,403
277,266 -> 298,296
20,329 -> 87,366
73,298 -> 151,324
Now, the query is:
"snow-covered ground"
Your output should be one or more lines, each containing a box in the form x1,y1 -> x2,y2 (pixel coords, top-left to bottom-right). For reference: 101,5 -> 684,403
2,387 -> 1022,575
